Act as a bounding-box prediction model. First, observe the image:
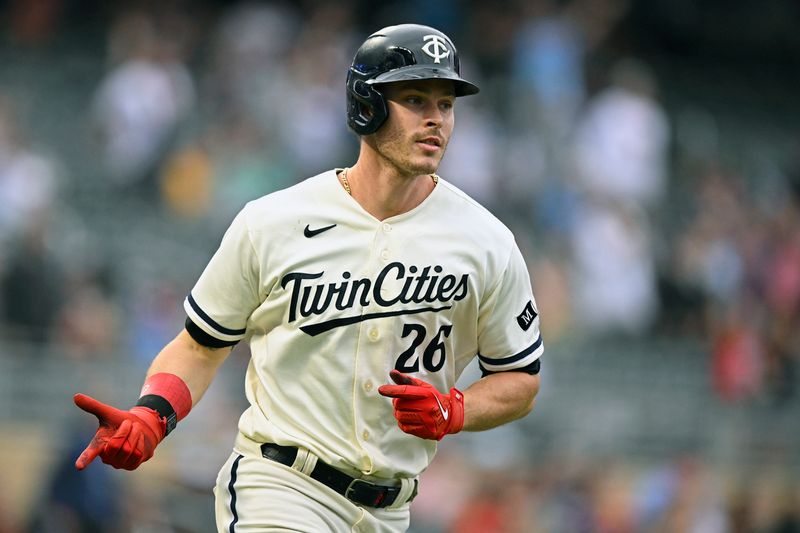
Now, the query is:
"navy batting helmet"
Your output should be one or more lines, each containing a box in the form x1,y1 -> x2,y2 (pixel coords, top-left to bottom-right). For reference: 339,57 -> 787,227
346,24 -> 480,135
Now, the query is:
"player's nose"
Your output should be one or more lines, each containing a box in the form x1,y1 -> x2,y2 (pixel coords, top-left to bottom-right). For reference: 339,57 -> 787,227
424,108 -> 443,128
425,117 -> 441,129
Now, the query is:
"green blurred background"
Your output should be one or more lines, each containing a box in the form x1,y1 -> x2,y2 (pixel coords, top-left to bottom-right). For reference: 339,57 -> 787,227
0,0 -> 798,531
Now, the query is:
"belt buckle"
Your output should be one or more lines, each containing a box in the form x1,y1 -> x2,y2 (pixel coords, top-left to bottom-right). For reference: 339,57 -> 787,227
345,478 -> 400,508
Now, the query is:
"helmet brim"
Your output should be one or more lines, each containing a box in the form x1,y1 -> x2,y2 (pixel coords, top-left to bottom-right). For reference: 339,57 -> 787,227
369,65 -> 480,96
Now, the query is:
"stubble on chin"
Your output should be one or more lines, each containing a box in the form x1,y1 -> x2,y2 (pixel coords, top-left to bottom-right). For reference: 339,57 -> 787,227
375,129 -> 446,177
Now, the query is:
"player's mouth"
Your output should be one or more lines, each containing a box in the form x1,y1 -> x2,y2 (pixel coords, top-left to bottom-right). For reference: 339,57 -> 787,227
416,136 -> 443,152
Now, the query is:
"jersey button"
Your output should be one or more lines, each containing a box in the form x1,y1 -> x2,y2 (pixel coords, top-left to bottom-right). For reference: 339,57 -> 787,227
382,223 -> 392,233
364,380 -> 374,392
362,429 -> 370,440
380,249 -> 390,261
368,328 -> 379,341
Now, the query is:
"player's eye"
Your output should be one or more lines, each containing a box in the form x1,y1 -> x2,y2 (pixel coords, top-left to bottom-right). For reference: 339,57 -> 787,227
405,95 -> 423,105
439,100 -> 454,111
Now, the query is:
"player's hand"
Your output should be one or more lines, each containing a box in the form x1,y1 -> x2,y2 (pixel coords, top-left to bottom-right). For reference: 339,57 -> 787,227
378,369 -> 464,441
73,393 -> 166,471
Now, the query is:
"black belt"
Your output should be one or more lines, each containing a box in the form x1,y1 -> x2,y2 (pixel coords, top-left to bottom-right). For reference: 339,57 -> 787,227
260,443 -> 416,509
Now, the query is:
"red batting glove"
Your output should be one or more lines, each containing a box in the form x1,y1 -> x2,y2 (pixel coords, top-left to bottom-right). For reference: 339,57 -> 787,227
73,393 -> 166,471
378,369 -> 464,441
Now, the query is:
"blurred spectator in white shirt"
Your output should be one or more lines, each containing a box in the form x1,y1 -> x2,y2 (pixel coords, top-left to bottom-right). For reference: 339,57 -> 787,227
0,94 -> 58,243
91,10 -> 195,190
571,58 -> 670,208
570,199 -> 659,335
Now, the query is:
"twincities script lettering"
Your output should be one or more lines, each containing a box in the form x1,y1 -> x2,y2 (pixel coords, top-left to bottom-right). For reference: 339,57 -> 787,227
280,262 -> 469,324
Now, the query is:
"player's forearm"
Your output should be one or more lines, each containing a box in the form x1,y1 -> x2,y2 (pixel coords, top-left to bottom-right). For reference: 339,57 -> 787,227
461,371 -> 539,432
145,328 -> 233,407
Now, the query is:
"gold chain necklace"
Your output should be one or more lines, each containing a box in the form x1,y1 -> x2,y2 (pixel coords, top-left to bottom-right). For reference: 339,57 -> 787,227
339,168 -> 438,196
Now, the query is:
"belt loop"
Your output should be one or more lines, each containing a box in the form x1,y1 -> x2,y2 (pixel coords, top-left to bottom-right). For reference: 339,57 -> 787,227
291,448 -> 318,476
387,477 -> 418,509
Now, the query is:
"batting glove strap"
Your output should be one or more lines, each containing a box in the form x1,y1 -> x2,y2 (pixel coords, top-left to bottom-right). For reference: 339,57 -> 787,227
136,394 -> 178,436
447,387 -> 465,436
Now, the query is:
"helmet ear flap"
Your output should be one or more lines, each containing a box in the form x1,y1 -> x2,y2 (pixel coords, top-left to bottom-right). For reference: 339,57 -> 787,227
346,75 -> 389,135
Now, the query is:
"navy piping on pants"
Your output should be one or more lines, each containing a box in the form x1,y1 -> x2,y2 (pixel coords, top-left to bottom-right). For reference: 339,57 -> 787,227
228,454 -> 243,533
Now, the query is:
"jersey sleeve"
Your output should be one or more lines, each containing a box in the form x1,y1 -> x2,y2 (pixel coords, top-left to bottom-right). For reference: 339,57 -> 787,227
476,242 -> 543,375
184,208 -> 261,345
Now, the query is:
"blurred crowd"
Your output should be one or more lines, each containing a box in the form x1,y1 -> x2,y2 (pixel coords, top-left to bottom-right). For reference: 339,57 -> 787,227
1,0 -> 799,531
410,447 -> 800,533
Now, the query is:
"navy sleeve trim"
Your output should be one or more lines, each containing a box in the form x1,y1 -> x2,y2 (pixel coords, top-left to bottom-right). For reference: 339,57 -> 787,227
480,357 -> 541,377
185,317 -> 240,348
187,293 -> 247,336
477,335 -> 543,366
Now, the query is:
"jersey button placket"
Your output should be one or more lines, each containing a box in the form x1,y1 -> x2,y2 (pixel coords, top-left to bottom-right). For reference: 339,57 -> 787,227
356,221 -> 391,467
374,221 -> 392,263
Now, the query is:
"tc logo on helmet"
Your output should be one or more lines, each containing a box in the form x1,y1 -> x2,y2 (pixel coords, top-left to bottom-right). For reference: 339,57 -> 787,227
422,35 -> 450,63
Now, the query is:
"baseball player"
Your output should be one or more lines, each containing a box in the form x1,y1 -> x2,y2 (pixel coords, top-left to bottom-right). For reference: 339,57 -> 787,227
73,24 -> 543,532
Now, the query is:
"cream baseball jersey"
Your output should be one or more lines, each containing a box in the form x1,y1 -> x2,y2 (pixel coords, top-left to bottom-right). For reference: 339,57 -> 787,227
184,169 -> 543,479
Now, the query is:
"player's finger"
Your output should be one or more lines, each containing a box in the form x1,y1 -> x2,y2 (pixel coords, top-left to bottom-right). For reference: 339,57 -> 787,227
397,422 -> 428,435
395,411 -> 424,424
121,432 -> 146,471
102,420 -> 134,468
134,431 -> 152,465
378,384 -> 429,399
392,400 -> 427,412
389,369 -> 420,386
75,441 -> 103,470
73,393 -> 124,425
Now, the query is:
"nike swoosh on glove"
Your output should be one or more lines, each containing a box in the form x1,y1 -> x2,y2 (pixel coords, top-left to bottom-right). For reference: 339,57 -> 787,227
378,369 -> 464,441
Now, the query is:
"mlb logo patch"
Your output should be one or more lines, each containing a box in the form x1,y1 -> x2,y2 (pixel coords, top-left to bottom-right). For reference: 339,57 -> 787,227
516,300 -> 537,331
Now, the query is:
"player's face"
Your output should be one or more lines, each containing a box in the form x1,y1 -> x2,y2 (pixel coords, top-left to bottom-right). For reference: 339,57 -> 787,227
369,79 -> 456,177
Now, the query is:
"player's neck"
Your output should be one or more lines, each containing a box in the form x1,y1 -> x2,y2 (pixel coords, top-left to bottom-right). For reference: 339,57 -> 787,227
343,158 -> 437,221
